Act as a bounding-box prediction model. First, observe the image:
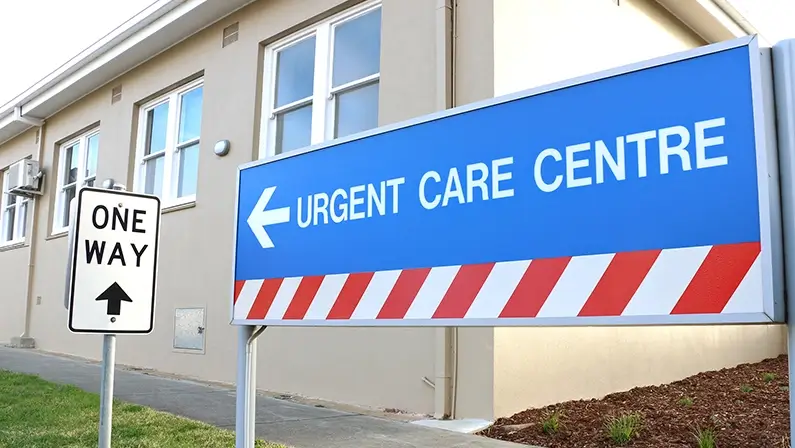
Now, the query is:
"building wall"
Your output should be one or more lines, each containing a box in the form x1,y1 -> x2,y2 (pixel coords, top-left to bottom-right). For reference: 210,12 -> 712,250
0,129 -> 37,342
493,0 -> 706,96
490,0 -> 787,419
494,325 -> 786,418
15,0 -> 498,418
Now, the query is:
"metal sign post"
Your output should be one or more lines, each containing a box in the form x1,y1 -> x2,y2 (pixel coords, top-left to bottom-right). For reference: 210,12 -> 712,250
98,332 -> 116,447
235,325 -> 264,448
772,38 -> 795,445
64,182 -> 162,447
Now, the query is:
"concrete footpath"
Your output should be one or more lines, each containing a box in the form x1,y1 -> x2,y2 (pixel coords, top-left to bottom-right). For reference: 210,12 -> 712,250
0,346 -> 524,448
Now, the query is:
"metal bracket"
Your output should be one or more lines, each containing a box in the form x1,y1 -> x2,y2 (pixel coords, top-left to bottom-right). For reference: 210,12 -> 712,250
248,326 -> 266,344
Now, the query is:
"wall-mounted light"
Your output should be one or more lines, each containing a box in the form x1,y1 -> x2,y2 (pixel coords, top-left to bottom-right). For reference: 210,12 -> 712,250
214,139 -> 231,157
101,178 -> 127,191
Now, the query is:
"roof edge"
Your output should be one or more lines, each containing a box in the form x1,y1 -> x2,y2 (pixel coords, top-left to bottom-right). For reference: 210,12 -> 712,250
655,0 -> 760,45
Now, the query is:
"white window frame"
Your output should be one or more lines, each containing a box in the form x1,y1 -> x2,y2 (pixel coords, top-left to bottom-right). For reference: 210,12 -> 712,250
0,161 -> 31,246
133,77 -> 204,208
258,0 -> 382,159
52,129 -> 100,235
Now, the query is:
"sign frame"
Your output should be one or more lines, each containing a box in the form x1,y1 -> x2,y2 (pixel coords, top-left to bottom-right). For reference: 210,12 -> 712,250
67,186 -> 162,335
230,35 -> 784,328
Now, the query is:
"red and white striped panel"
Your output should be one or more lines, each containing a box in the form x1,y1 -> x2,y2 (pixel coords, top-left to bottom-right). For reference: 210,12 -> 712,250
232,242 -> 763,322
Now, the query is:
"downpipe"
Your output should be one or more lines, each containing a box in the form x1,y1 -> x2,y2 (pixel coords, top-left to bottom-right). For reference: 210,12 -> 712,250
434,0 -> 457,420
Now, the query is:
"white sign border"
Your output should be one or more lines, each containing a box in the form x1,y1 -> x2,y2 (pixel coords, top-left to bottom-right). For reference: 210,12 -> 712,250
67,187 -> 162,335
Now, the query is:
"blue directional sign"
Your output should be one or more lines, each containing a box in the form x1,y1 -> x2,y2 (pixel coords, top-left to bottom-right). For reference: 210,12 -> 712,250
232,35 -> 783,327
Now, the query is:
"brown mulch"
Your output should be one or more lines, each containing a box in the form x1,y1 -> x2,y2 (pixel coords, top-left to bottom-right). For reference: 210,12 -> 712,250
479,355 -> 791,448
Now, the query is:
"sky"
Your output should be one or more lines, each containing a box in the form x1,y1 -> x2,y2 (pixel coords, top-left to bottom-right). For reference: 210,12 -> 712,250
0,0 -> 156,106
728,0 -> 795,42
0,0 -> 793,107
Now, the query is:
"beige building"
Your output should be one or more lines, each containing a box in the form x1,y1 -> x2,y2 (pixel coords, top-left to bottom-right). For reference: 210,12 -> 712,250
0,0 -> 786,421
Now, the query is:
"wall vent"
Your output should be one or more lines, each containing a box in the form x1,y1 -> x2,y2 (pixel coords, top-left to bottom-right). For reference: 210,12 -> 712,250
111,85 -> 122,104
223,22 -> 239,48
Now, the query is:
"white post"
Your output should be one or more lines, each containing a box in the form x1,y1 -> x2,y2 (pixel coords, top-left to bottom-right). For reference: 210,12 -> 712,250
772,38 -> 795,445
235,325 -> 257,448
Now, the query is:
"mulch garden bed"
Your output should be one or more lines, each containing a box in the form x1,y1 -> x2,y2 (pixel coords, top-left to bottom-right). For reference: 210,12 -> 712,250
479,355 -> 790,447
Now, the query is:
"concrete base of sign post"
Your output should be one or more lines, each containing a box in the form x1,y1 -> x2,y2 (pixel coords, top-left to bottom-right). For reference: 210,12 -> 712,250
9,336 -> 35,349
411,418 -> 493,434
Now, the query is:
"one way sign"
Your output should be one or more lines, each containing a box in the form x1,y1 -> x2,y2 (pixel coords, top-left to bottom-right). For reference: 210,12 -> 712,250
67,187 -> 161,334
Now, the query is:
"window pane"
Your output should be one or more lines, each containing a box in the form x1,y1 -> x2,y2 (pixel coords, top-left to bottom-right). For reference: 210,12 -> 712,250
18,201 -> 27,238
4,207 -> 14,241
144,155 -> 165,197
177,143 -> 199,198
6,191 -> 15,206
332,8 -> 381,87
63,144 -> 79,184
179,87 -> 203,143
335,81 -> 379,138
62,186 -> 76,228
275,37 -> 316,107
275,105 -> 312,154
86,134 -> 99,179
145,102 -> 169,155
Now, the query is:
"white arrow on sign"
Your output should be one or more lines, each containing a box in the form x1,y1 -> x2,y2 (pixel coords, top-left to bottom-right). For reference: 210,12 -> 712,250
247,186 -> 291,249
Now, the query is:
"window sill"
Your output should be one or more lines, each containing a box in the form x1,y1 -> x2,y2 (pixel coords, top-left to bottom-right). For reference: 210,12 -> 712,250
173,347 -> 206,355
47,231 -> 69,241
0,240 -> 27,252
163,200 -> 196,214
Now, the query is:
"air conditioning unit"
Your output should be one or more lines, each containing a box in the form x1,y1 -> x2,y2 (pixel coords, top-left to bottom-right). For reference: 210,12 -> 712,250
7,159 -> 43,198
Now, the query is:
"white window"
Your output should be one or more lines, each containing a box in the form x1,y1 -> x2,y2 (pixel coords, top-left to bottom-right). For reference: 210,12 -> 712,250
134,78 -> 203,207
53,129 -> 100,234
1,163 -> 30,245
259,0 -> 382,157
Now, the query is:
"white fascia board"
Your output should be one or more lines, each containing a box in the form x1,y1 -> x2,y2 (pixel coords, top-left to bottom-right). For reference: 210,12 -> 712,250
0,0 -> 184,116
0,121 -> 35,147
695,0 -> 749,38
0,112 -> 14,129
20,0 -> 208,116
0,111 -> 27,147
710,0 -> 769,43
655,0 -> 753,44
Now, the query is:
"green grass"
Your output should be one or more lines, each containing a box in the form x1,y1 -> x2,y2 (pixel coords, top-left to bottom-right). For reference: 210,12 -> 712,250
693,426 -> 717,448
0,370 -> 285,448
763,372 -> 777,383
605,412 -> 642,446
540,410 -> 563,435
677,396 -> 693,407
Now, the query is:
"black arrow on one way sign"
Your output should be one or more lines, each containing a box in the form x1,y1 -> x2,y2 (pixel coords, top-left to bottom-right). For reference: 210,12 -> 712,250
95,282 -> 133,316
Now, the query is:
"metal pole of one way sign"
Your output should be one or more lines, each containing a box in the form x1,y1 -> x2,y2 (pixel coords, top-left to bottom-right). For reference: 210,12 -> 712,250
773,39 -> 795,445
98,332 -> 116,448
